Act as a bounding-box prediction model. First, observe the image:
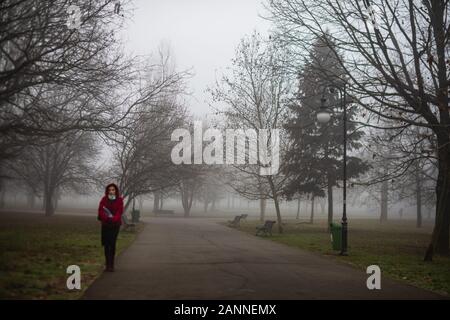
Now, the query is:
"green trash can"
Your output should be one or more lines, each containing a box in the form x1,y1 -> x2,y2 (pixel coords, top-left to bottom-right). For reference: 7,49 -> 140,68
131,209 -> 140,223
330,223 -> 342,251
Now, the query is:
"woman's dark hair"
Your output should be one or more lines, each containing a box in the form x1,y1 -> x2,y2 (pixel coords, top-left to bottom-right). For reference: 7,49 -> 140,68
105,183 -> 120,197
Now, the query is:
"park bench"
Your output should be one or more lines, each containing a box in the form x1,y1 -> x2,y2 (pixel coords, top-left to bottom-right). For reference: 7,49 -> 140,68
154,209 -> 175,215
228,215 -> 242,228
256,220 -> 276,236
122,214 -> 136,232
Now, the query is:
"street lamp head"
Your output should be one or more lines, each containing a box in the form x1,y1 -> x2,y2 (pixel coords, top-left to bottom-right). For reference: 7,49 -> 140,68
317,109 -> 331,124
317,96 -> 331,124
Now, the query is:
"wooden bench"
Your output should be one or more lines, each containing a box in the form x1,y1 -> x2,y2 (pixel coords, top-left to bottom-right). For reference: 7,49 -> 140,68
122,214 -> 136,232
154,209 -> 175,215
256,220 -> 276,236
228,215 -> 242,228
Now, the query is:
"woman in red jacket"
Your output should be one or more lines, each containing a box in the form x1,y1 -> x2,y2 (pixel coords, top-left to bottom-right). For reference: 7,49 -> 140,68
98,183 -> 124,272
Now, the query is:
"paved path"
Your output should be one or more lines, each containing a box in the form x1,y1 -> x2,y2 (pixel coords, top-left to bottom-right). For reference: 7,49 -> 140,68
83,217 -> 444,300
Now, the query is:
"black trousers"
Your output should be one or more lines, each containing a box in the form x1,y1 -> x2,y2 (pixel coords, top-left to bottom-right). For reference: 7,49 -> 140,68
101,224 -> 120,266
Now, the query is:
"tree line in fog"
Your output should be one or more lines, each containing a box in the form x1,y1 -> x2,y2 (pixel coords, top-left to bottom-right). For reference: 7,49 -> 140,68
0,0 -> 448,260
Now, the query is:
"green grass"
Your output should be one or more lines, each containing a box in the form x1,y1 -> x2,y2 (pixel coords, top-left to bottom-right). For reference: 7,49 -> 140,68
0,212 -> 141,299
234,218 -> 450,296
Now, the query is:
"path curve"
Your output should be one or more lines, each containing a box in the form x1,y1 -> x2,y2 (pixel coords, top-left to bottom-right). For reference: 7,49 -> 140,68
83,217 -> 444,300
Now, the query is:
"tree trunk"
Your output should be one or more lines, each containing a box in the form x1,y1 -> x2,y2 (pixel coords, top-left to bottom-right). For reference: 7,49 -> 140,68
296,197 -> 301,219
259,198 -> 266,222
204,200 -> 209,213
416,163 -> 422,228
380,180 -> 388,222
0,188 -> 5,208
424,141 -> 450,260
138,196 -> 144,211
268,177 -> 283,233
310,195 -> 315,224
27,190 -> 35,209
124,196 -> 132,213
259,181 -> 266,222
182,192 -> 190,217
181,183 -> 194,217
53,188 -> 59,211
44,188 -> 55,216
153,191 -> 160,212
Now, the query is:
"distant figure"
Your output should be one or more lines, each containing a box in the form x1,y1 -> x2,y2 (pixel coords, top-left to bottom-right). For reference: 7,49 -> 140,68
97,183 -> 124,272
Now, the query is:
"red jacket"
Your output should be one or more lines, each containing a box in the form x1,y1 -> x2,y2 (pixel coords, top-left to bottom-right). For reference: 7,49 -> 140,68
98,189 -> 124,226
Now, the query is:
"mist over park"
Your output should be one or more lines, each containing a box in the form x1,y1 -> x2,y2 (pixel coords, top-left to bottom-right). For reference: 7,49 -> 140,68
0,0 -> 449,304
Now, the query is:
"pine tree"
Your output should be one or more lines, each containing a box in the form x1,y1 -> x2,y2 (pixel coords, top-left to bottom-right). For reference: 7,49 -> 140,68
283,34 -> 369,228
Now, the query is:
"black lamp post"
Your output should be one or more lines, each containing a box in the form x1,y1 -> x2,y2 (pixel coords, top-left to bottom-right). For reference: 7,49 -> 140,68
316,83 -> 348,256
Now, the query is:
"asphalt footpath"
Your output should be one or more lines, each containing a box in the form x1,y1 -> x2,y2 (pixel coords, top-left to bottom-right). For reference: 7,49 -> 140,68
83,217 -> 445,300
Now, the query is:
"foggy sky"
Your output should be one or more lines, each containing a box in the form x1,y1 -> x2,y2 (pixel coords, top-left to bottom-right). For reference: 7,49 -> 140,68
121,0 -> 271,116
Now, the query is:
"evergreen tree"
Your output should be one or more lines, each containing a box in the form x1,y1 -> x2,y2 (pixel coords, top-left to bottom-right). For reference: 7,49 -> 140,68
283,34 -> 369,228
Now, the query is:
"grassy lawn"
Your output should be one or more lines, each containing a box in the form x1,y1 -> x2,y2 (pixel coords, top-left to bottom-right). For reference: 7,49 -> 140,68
233,218 -> 450,296
0,211 -> 141,299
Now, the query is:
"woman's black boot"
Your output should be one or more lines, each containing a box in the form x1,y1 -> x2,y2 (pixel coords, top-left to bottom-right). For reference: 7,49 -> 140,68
109,254 -> 115,272
109,245 -> 115,271
104,246 -> 113,272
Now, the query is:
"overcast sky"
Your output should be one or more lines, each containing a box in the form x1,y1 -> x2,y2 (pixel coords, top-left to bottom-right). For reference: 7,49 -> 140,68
121,0 -> 271,116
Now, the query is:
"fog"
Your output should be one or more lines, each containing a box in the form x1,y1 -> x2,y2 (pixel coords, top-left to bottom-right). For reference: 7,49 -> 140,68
120,0 -> 271,116
1,0 -> 449,301
0,0 -> 438,224
0,187 -> 433,222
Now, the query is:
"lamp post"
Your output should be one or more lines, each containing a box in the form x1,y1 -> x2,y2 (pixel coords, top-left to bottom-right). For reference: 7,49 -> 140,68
316,83 -> 348,256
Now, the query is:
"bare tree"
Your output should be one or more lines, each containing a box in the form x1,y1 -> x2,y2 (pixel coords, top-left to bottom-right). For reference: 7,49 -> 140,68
267,0 -> 450,259
1,1 -> 125,158
102,50 -> 190,211
7,131 -> 98,216
210,32 -> 292,233
197,169 -> 226,213
368,125 -> 438,227
0,0 -> 188,174
177,165 -> 205,217
106,99 -> 188,211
